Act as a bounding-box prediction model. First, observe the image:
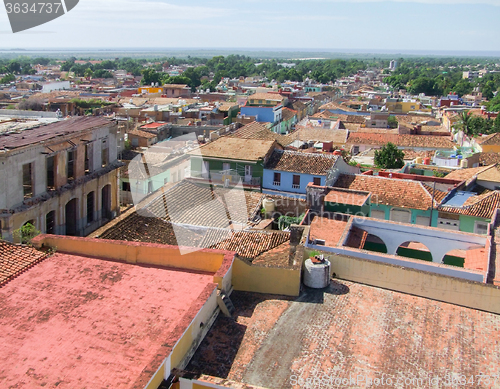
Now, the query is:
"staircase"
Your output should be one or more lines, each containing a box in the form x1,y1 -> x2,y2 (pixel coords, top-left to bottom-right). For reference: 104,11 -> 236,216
217,290 -> 235,318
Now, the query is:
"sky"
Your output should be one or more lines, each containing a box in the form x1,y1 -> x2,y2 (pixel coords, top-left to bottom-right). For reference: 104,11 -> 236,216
0,0 -> 499,54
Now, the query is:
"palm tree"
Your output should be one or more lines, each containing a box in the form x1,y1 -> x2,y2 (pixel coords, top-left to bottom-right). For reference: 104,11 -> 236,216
453,110 -> 473,146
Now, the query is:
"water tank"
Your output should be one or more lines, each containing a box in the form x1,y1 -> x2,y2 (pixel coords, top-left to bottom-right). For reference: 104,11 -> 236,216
197,135 -> 204,142
461,159 -> 468,168
423,157 -> 431,165
262,198 -> 275,214
415,157 -> 423,164
303,256 -> 331,289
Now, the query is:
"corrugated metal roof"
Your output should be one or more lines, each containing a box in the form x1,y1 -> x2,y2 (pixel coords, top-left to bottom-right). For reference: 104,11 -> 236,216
0,117 -> 111,150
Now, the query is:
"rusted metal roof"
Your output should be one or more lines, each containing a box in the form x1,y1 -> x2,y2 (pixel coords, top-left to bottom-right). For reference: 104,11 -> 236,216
0,117 -> 111,150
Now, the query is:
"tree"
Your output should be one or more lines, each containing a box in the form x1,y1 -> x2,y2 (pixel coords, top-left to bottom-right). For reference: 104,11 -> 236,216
494,114 -> 500,133
13,223 -> 40,245
84,68 -> 93,79
455,110 -> 473,137
374,143 -> 405,169
0,73 -> 15,84
387,115 -> 398,129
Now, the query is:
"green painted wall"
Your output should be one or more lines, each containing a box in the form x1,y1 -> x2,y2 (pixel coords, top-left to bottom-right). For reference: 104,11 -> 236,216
459,215 -> 491,234
190,156 -> 264,179
325,202 -> 369,217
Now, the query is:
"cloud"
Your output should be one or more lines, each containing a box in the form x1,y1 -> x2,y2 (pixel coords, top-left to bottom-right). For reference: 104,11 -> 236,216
298,0 -> 500,5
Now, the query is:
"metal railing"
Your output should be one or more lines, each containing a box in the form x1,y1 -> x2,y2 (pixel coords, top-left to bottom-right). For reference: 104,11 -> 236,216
191,170 -> 261,186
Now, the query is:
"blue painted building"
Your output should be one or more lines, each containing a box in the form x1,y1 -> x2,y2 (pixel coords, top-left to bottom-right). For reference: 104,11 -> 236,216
263,150 -> 359,195
240,104 -> 283,125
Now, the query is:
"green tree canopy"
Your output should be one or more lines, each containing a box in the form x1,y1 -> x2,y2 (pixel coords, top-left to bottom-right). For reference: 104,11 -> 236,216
374,143 -> 405,169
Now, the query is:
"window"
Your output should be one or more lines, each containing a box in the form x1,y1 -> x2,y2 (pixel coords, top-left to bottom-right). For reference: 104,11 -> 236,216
474,221 -> 488,235
313,177 -> 321,186
22,163 -> 33,198
437,217 -> 460,231
101,138 -> 108,168
223,163 -> 231,173
370,210 -> 386,220
390,208 -> 411,224
147,181 -> 153,194
84,144 -> 91,174
352,146 -> 360,155
46,156 -> 55,190
87,192 -> 95,223
415,216 -> 430,226
67,150 -> 75,181
292,175 -> 300,189
46,211 -> 55,234
122,182 -> 131,191
273,172 -> 281,186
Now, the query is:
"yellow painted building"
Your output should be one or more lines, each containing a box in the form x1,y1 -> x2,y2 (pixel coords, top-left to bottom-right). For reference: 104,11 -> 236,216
138,86 -> 163,94
384,100 -> 421,114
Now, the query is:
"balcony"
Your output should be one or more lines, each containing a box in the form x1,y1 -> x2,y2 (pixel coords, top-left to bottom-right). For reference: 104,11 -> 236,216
191,170 -> 261,187
273,181 -> 281,186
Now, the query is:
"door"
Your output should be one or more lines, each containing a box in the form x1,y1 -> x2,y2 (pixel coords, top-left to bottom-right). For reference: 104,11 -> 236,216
65,199 -> 78,236
245,165 -> 252,183
101,185 -> 112,220
202,161 -> 210,179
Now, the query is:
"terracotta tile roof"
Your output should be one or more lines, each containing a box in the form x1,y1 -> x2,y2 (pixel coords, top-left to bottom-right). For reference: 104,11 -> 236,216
439,190 -> 500,219
334,174 -> 433,210
162,84 -> 189,89
401,149 -> 436,160
293,128 -> 348,144
477,133 -> 500,146
479,152 -> 500,166
229,122 -> 288,144
186,283 -> 500,388
324,188 -> 370,206
421,183 -> 449,204
128,129 -> 157,139
346,133 -> 455,149
310,111 -> 337,120
265,149 -> 338,175
477,163 -> 500,183
0,241 -> 47,286
281,107 -> 297,122
217,103 -> 238,112
309,216 -> 350,247
248,93 -> 285,102
195,137 -> 277,161
100,181 -> 263,242
200,229 -> 290,260
444,165 -> 493,183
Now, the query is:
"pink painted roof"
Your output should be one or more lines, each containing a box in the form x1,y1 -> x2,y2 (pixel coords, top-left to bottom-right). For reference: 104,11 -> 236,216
0,253 -> 216,389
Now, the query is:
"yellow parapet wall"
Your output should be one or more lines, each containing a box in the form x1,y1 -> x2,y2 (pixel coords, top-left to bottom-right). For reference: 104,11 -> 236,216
328,252 -> 500,315
231,257 -> 301,297
31,235 -> 231,275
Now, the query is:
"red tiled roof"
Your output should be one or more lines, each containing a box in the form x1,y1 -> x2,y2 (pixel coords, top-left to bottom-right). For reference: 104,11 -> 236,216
439,190 -> 500,219
324,188 -> 370,206
309,216 -> 350,247
346,132 -> 455,149
186,282 -> 500,388
141,122 -> 166,129
444,165 -> 492,183
0,241 -> 47,286
128,129 -> 157,139
477,133 -> 500,146
200,230 -> 290,260
334,174 -> 434,210
265,150 -> 338,175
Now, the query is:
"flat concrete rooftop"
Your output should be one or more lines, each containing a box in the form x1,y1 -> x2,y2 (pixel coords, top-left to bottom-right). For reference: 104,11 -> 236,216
186,281 -> 500,389
0,252 -> 216,389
